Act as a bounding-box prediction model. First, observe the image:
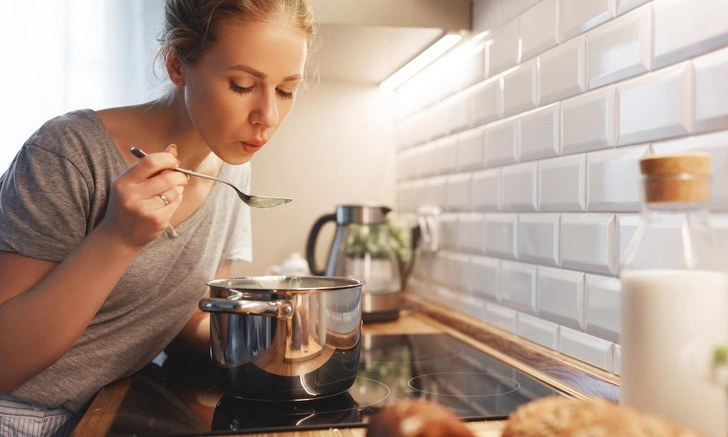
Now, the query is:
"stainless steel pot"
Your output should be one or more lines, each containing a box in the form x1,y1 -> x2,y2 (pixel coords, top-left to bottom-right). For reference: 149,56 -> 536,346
200,276 -> 364,400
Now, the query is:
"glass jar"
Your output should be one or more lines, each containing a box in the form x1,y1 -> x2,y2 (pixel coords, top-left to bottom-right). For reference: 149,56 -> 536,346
620,153 -> 728,437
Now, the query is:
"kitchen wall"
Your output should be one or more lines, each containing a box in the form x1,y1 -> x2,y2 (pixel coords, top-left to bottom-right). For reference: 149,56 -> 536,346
396,0 -> 728,375
231,81 -> 397,276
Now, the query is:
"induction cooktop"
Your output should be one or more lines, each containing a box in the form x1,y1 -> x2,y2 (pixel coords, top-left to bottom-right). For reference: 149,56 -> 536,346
107,333 -> 563,436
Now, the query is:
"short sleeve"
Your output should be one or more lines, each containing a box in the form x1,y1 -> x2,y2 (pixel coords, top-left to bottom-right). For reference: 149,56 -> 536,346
0,144 -> 91,262
224,162 -> 252,263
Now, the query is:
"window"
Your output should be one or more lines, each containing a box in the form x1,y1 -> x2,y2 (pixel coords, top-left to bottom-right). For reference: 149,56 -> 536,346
0,0 -> 164,173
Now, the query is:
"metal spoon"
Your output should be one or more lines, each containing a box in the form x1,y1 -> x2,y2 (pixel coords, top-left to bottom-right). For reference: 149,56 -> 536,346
130,147 -> 292,209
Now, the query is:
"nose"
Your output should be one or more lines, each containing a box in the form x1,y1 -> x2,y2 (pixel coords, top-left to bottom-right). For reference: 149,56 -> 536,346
250,89 -> 279,128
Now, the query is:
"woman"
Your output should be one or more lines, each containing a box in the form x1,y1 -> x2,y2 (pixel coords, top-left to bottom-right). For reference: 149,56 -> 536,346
0,0 -> 314,435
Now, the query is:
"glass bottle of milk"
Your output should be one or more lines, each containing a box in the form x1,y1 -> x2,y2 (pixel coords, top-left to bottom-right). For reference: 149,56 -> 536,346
620,153 -> 728,437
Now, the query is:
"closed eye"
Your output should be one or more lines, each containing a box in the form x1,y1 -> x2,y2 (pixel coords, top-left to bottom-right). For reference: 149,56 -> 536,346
277,89 -> 294,99
230,82 -> 253,94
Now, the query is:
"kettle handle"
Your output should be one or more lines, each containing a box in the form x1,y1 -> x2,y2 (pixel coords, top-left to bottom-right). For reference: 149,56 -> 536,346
306,213 -> 336,276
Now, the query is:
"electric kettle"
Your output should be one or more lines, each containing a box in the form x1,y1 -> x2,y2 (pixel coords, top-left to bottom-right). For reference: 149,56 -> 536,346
306,205 -> 418,322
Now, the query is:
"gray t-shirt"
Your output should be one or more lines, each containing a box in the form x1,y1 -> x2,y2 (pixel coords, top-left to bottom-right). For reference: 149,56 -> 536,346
0,109 -> 252,413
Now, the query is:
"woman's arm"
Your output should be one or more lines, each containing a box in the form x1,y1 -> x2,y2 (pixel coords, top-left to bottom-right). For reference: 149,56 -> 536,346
165,263 -> 232,361
0,148 -> 187,392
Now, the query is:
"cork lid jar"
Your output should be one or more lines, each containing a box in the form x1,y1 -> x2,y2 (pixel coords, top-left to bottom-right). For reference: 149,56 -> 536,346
639,153 -> 712,204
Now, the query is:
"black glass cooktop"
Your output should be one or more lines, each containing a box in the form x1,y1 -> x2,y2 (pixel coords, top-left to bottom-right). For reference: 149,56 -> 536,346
108,333 -> 563,436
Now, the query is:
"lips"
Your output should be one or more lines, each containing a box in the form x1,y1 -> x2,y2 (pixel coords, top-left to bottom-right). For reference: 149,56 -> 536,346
240,140 -> 266,153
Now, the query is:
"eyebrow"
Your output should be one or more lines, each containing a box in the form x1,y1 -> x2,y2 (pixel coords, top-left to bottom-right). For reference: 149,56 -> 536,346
229,64 -> 302,82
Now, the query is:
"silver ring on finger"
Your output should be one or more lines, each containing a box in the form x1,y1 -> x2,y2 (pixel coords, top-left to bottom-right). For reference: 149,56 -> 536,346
158,194 -> 170,206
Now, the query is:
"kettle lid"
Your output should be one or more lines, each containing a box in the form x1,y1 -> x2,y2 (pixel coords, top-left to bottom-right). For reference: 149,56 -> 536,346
336,204 -> 391,224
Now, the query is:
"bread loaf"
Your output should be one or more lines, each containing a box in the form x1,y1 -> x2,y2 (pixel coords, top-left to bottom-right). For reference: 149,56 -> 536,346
501,396 -> 706,437
366,399 -> 475,437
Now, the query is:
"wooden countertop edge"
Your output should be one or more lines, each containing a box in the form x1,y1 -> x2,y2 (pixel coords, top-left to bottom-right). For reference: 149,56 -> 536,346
71,377 -> 131,437
402,292 -> 620,402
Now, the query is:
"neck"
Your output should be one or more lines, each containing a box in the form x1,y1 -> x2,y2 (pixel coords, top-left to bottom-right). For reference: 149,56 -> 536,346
138,90 -> 214,171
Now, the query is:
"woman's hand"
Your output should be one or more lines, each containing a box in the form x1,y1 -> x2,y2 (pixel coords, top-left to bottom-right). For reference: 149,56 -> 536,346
100,144 -> 189,250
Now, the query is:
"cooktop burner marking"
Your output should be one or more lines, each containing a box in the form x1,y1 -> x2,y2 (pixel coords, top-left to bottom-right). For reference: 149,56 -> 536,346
349,376 -> 391,409
408,372 -> 520,397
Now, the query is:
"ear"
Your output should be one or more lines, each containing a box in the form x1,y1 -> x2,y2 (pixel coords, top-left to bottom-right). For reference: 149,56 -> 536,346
165,49 -> 185,88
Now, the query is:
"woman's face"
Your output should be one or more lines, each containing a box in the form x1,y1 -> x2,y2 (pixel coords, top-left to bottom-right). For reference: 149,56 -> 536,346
180,17 -> 308,164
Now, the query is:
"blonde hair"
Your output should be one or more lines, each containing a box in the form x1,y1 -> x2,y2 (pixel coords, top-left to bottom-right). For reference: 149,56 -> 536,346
159,0 -> 315,66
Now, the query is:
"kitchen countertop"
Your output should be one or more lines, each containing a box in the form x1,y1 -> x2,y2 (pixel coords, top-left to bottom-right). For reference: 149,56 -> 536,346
71,293 -> 620,437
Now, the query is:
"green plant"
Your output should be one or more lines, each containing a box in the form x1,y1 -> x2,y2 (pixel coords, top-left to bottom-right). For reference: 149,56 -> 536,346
344,218 -> 412,263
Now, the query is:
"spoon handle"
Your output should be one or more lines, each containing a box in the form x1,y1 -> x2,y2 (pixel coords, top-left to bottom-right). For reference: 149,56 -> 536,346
129,146 -> 225,184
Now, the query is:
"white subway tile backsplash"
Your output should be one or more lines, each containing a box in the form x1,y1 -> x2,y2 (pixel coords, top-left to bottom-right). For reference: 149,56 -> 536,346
472,78 -> 502,128
433,137 -> 459,175
458,128 -> 486,171
502,0 -> 541,23
520,0 -> 560,61
559,326 -> 614,371
396,0 -> 728,367
617,62 -> 694,146
517,313 -> 560,349
485,214 -> 518,259
538,267 -> 585,330
472,168 -> 501,211
447,173 -> 471,211
613,344 -> 621,375
459,293 -> 488,321
693,47 -> 728,134
561,213 -> 616,275
501,162 -> 538,212
586,145 -> 650,212
561,87 -> 617,154
440,214 -> 459,251
539,35 -> 587,105
539,154 -> 587,212
444,93 -> 471,135
561,0 -> 616,41
520,103 -> 560,161
448,253 -> 471,290
503,60 -> 538,117
484,302 -> 519,333
487,20 -> 521,77
500,261 -> 537,313
457,128 -> 485,171
486,117 -> 519,167
432,252 -> 450,284
616,214 -> 641,267
653,0 -> 728,70
415,142 -> 437,178
425,176 -> 448,208
652,131 -> 728,210
585,274 -> 622,342
617,0 -> 650,15
519,214 -> 560,267
469,256 -> 500,301
586,4 -> 651,90
459,214 -> 486,254
459,44 -> 487,91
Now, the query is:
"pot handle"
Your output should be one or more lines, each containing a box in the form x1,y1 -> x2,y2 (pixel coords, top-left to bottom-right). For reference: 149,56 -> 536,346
199,297 -> 293,318
306,213 -> 337,276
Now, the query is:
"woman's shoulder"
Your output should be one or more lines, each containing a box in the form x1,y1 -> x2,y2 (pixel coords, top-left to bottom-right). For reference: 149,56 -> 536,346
27,109 -> 111,157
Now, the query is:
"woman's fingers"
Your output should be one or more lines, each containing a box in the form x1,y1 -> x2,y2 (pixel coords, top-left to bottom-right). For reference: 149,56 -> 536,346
156,185 -> 184,209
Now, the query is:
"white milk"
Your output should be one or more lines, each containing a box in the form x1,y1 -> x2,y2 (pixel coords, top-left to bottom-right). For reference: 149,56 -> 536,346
621,269 -> 728,437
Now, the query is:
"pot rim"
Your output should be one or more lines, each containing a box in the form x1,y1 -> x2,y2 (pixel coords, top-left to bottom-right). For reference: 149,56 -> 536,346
206,276 -> 365,295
